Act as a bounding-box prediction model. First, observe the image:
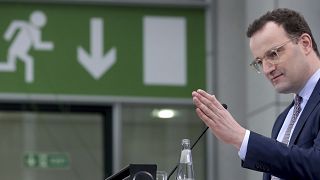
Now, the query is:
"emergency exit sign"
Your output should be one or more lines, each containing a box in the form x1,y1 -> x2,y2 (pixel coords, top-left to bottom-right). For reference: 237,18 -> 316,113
0,4 -> 205,99
24,152 -> 69,169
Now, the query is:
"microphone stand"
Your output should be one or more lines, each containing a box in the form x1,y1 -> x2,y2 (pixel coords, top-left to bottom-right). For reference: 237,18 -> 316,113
166,104 -> 227,180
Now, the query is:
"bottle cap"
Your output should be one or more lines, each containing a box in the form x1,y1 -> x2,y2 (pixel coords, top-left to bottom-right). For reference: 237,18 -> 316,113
182,139 -> 190,145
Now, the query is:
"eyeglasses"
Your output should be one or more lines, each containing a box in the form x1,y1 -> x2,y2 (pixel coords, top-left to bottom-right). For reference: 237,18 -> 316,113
249,38 -> 296,73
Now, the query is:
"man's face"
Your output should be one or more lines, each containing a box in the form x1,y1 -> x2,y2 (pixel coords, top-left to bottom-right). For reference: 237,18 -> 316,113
249,22 -> 309,94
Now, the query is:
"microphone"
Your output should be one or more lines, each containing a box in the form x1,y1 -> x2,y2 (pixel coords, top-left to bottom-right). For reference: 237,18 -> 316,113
166,103 -> 228,180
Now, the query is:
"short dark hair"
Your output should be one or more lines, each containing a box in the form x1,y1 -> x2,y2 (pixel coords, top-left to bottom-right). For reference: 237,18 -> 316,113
246,8 -> 319,57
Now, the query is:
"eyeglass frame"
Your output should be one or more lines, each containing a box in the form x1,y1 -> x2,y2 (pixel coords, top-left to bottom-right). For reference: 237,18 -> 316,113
249,37 -> 298,73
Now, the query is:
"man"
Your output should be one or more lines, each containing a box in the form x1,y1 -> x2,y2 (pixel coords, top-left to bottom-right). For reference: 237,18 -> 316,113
192,8 -> 320,179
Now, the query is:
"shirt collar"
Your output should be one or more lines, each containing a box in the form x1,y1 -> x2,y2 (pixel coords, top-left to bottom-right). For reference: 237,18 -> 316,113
298,69 -> 320,101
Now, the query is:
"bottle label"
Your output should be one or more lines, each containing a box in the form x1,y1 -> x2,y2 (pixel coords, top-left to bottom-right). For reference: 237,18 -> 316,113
179,149 -> 192,163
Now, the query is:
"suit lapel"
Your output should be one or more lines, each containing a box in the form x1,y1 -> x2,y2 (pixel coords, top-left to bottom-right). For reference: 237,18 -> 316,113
289,79 -> 320,146
271,104 -> 292,139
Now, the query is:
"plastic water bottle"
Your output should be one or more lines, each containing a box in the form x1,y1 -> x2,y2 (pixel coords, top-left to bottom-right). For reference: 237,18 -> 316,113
176,139 -> 195,180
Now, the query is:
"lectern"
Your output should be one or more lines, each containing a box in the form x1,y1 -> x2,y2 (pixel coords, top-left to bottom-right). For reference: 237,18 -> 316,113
106,164 -> 157,180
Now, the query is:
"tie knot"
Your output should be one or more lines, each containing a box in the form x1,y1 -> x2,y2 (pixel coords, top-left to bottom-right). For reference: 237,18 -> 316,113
294,95 -> 302,105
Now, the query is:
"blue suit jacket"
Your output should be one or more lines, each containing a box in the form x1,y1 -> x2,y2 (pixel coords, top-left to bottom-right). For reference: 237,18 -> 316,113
242,80 -> 320,180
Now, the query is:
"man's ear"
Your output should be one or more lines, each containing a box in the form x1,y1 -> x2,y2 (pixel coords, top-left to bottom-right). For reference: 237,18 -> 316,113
299,33 -> 313,55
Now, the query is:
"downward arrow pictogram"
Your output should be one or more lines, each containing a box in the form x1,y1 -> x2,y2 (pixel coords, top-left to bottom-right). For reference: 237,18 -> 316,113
77,18 -> 117,79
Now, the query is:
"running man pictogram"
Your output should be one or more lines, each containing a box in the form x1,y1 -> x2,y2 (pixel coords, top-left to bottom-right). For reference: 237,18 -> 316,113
0,10 -> 54,83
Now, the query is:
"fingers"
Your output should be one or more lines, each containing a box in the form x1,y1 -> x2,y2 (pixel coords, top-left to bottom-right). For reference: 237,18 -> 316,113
192,89 -> 226,125
195,108 -> 216,127
192,89 -> 245,149
196,89 -> 225,110
192,89 -> 224,113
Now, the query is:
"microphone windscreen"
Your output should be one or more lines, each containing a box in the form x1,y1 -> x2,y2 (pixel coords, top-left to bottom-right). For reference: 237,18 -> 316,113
222,103 -> 228,109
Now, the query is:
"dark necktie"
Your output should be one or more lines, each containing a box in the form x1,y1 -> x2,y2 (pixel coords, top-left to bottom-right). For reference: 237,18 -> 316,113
271,95 -> 302,180
281,95 -> 302,145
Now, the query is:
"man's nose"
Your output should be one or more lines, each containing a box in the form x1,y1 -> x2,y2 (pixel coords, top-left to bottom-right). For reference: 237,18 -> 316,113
262,60 -> 276,74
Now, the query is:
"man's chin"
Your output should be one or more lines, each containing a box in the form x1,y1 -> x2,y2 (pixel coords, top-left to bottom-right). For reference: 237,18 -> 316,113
274,85 -> 292,94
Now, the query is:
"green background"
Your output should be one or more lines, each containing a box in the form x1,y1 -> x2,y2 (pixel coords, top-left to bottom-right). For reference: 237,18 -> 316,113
0,3 -> 206,99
